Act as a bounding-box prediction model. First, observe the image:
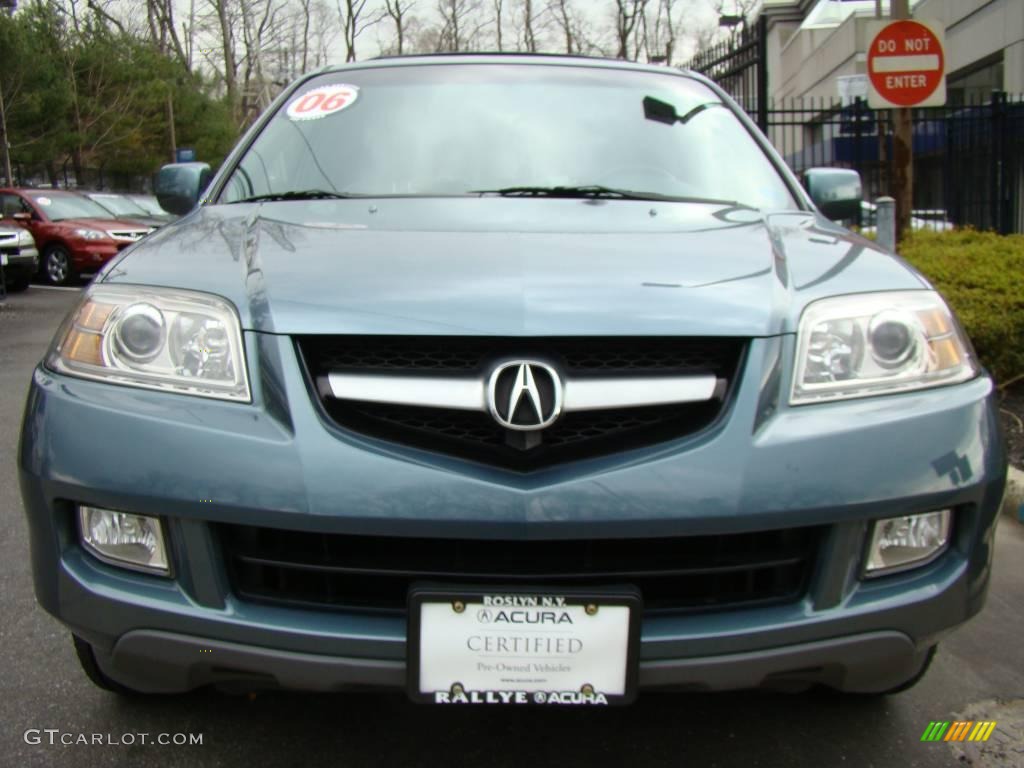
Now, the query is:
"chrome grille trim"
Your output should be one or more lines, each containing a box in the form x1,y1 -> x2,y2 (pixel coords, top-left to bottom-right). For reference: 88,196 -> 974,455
106,230 -> 150,241
326,373 -> 486,411
324,371 -> 719,412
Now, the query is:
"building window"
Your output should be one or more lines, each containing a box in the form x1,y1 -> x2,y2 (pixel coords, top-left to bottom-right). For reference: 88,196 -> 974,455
948,54 -> 1004,105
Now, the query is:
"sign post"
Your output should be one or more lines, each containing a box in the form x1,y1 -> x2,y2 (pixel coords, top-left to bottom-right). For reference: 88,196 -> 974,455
866,7 -> 946,245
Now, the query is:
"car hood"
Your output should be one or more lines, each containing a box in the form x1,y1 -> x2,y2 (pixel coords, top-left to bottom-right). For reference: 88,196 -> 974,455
101,198 -> 928,337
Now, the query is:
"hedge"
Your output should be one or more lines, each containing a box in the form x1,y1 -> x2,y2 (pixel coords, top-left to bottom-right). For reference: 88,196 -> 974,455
898,229 -> 1024,387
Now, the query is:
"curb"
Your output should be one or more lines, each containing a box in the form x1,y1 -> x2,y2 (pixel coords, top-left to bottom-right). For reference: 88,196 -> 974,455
1002,465 -> 1024,523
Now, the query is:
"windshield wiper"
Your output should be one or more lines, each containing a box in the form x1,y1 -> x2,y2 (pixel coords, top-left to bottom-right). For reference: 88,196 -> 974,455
472,185 -> 753,208
229,189 -> 357,204
471,185 -> 661,200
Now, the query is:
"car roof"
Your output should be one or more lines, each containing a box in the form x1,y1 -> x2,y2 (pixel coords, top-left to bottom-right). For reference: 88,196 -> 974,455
316,53 -> 700,81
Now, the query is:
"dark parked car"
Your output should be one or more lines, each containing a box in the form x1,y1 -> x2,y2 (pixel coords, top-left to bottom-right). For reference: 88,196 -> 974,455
18,56 -> 1006,704
0,188 -> 152,285
84,192 -> 170,230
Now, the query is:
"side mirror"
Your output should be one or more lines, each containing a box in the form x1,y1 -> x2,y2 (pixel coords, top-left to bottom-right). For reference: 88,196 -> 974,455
801,168 -> 862,222
155,162 -> 212,216
11,212 -> 31,222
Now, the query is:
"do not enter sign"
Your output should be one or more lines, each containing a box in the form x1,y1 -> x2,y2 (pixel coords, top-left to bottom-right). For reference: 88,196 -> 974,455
866,19 -> 946,108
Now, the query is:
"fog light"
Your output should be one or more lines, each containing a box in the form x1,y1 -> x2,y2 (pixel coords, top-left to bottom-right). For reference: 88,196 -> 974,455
78,506 -> 169,575
865,510 -> 951,576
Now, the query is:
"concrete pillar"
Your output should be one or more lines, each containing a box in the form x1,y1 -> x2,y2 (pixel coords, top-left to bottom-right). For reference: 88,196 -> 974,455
1005,41 -> 1024,94
876,196 -> 897,252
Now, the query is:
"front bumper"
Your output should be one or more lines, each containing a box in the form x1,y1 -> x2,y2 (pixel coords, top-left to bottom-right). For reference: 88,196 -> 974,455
2,248 -> 39,277
69,243 -> 120,270
18,334 -> 1007,694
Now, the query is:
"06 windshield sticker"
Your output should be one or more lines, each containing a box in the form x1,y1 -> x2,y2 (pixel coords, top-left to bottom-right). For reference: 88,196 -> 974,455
286,84 -> 359,121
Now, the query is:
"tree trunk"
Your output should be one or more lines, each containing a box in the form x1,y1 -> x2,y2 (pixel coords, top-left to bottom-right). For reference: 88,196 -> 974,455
72,148 -> 85,188
523,0 -> 535,53
494,0 -> 503,51
214,0 -> 238,123
555,0 -> 573,54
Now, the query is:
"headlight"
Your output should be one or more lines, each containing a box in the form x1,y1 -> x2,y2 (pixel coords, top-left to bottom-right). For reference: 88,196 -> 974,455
48,284 -> 250,401
791,291 -> 976,404
865,510 -> 951,576
17,228 -> 35,246
74,228 -> 107,240
78,506 -> 169,575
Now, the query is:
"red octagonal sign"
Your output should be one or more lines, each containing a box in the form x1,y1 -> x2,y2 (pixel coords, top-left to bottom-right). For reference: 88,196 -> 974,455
867,19 -> 946,109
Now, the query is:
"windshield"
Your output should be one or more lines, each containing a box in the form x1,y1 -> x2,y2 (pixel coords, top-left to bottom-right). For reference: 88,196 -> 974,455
29,192 -> 114,221
128,195 -> 166,215
221,64 -> 796,211
88,194 -> 147,217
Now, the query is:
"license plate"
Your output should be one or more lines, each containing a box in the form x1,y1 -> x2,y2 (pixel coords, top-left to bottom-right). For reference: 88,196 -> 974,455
1,253 -> 7,266
408,586 -> 641,706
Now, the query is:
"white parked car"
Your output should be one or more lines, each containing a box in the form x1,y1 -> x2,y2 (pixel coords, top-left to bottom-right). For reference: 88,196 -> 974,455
0,223 -> 39,293
858,201 -> 954,236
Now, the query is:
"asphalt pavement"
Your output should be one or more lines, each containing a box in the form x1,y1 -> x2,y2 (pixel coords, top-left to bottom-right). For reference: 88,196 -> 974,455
1,286 -> 1022,768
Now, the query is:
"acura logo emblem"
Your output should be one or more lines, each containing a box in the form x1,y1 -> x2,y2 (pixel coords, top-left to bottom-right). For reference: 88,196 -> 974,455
487,361 -> 563,431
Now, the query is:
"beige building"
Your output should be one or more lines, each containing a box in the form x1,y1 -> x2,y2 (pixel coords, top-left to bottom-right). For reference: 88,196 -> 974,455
763,0 -> 1024,104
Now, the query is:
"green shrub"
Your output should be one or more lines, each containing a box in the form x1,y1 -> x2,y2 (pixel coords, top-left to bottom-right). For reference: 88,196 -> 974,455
899,229 -> 1024,387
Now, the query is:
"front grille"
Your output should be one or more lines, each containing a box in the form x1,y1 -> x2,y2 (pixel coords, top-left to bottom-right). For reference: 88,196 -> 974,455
221,524 -> 819,616
299,336 -> 745,470
305,336 -> 736,373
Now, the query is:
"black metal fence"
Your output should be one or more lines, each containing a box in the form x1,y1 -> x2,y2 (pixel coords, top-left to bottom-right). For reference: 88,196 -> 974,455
683,16 -> 768,132
763,92 -> 1024,234
10,163 -> 152,193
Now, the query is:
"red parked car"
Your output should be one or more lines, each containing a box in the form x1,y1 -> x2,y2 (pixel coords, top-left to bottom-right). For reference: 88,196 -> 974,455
0,188 -> 153,285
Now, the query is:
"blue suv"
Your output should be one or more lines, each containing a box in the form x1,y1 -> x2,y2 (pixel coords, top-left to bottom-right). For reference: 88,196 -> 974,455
18,56 -> 1006,704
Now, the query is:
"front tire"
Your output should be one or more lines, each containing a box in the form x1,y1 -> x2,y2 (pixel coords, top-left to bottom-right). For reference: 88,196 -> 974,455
42,245 -> 74,286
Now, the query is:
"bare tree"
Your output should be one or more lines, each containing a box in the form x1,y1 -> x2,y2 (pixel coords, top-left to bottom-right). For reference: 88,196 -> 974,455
238,0 -> 284,118
146,0 -> 188,62
637,0 -> 677,63
307,0 -> 338,66
297,0 -> 313,71
207,0 -> 240,119
84,0 -> 126,34
436,0 -> 484,52
614,0 -> 649,60
634,2 -> 648,60
185,0 -> 198,69
713,0 -> 760,45
492,0 -> 504,51
384,0 -> 415,55
547,0 -> 577,54
519,0 -> 537,53
659,0 -> 678,64
337,0 -> 383,62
